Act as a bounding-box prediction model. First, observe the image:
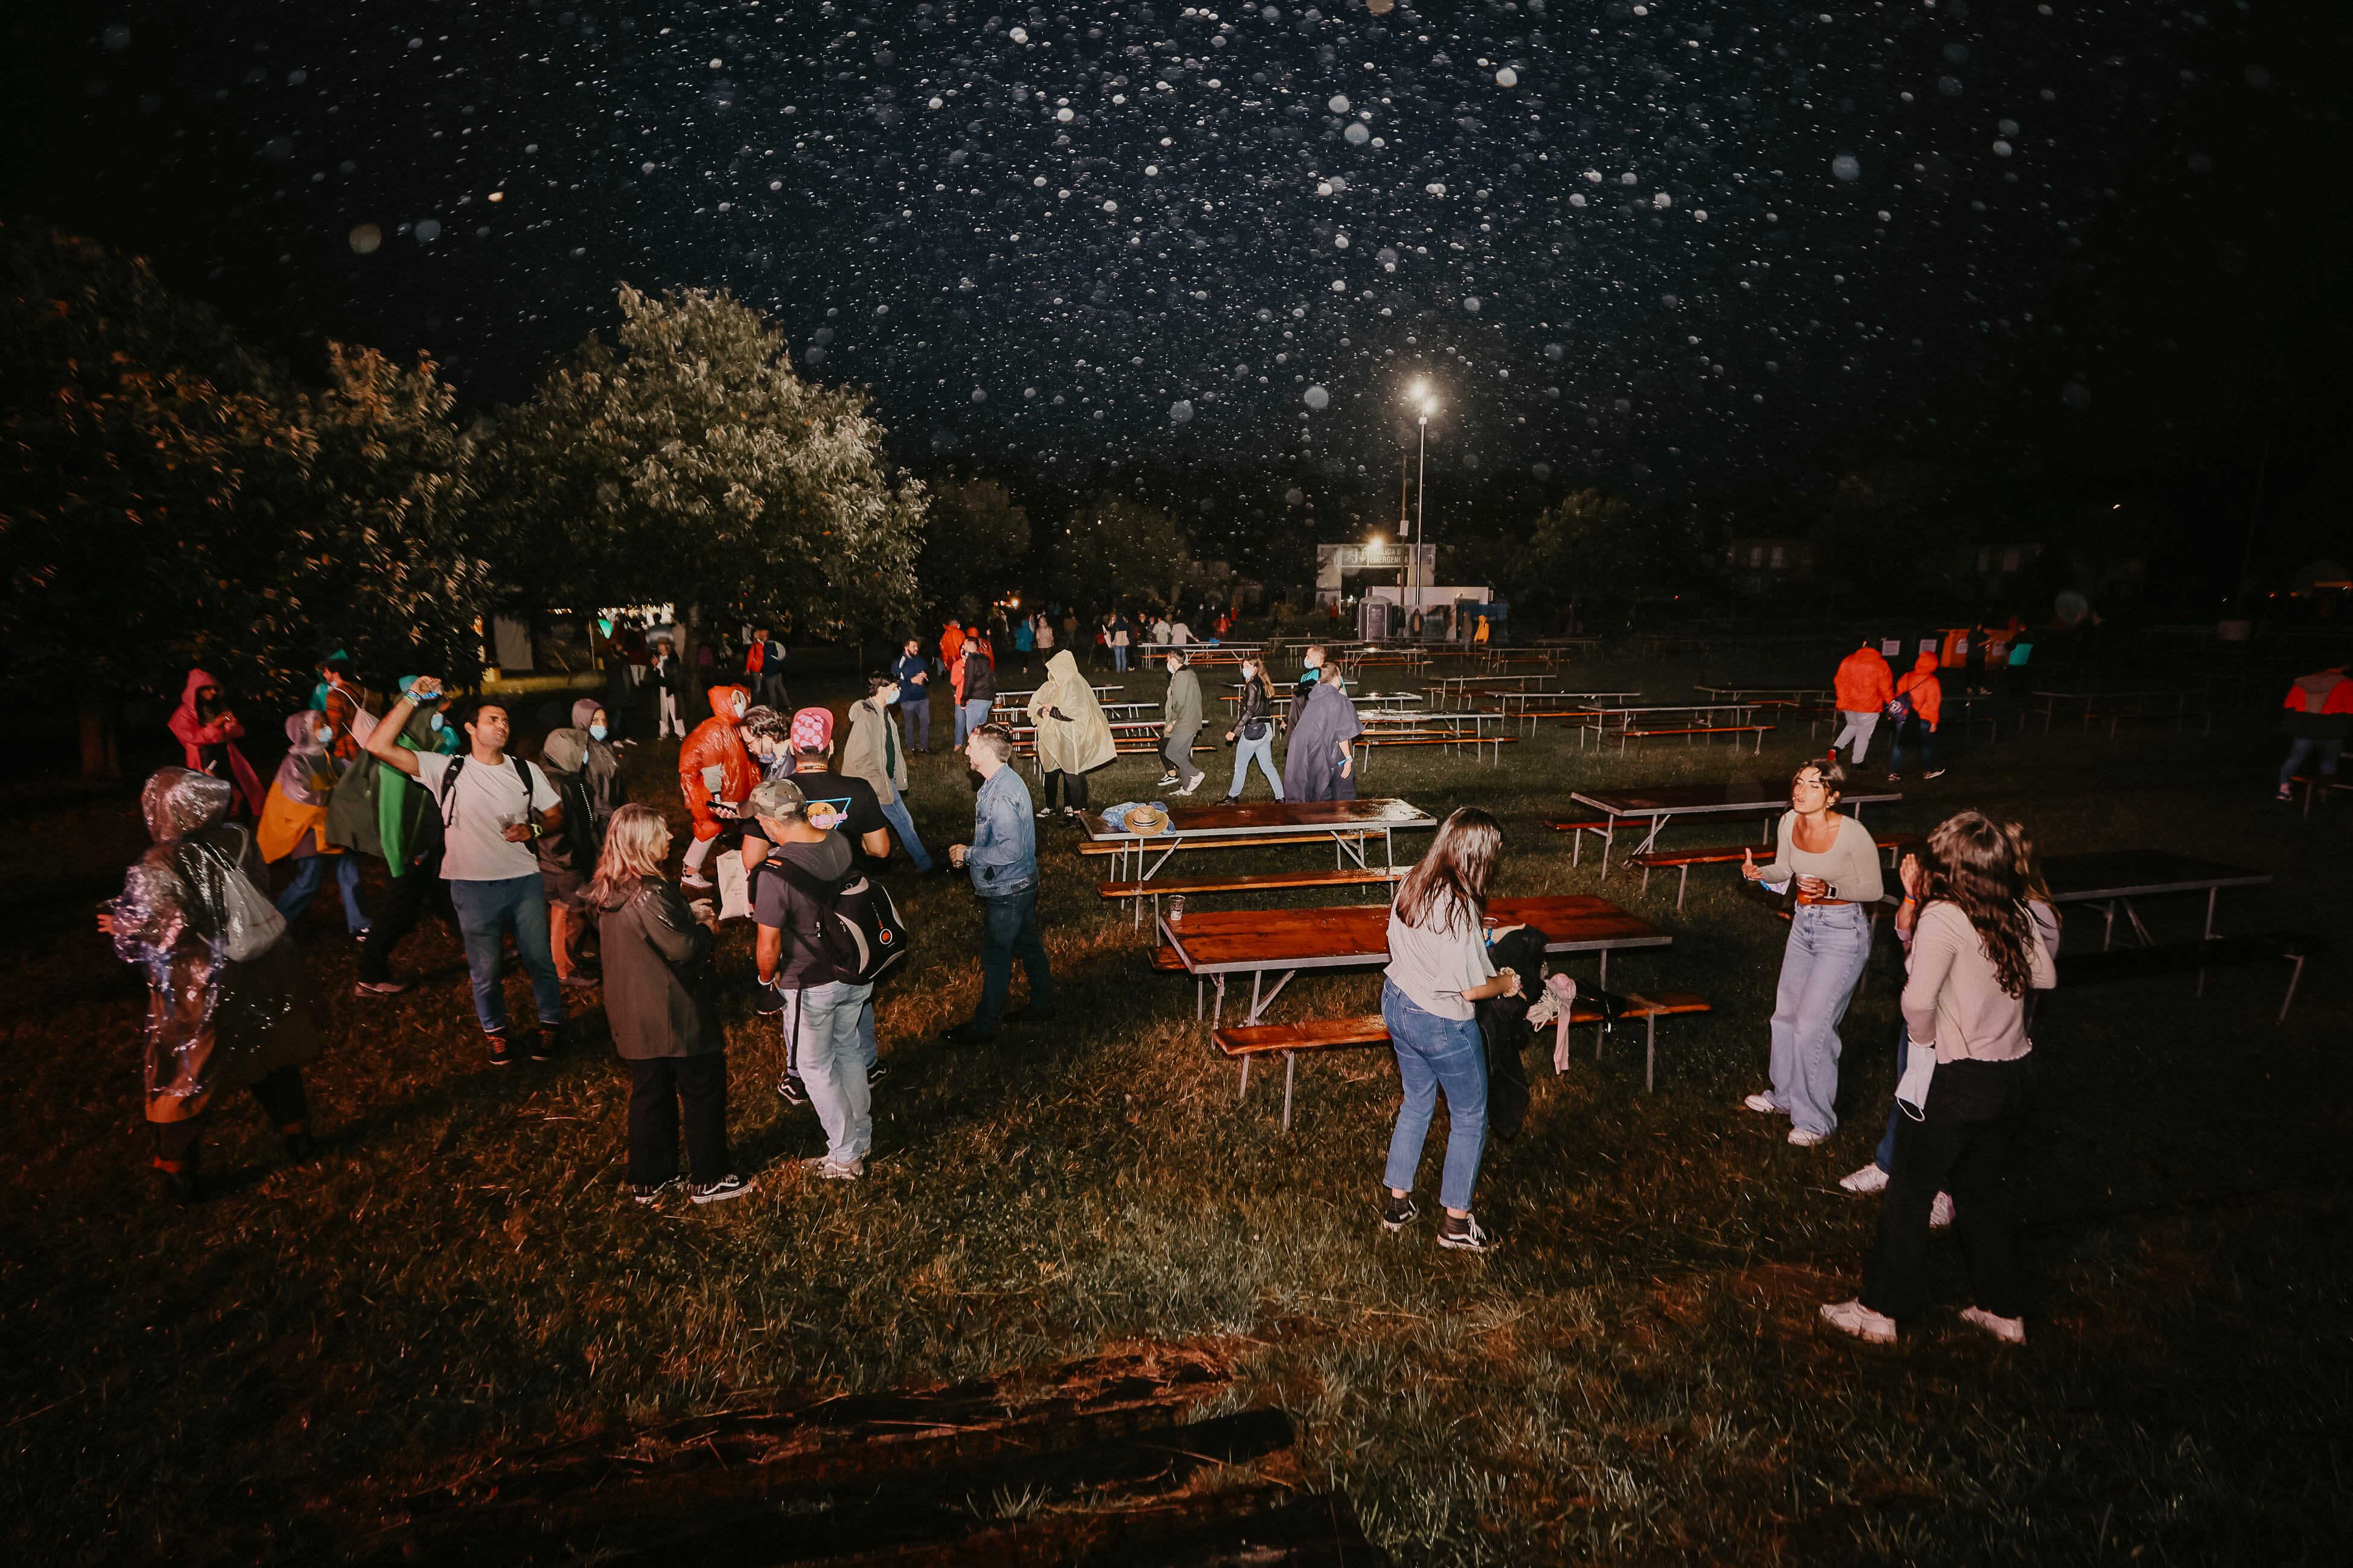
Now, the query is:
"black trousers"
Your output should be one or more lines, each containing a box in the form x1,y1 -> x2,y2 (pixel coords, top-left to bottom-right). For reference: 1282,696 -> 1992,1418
1043,769 -> 1090,810
1862,1056 -> 2036,1321
627,1054 -> 730,1187
154,1066 -> 308,1166
358,855 -> 454,983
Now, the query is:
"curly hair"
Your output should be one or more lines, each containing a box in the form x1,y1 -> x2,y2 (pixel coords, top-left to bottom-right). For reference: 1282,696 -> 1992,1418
1922,810 -> 2038,998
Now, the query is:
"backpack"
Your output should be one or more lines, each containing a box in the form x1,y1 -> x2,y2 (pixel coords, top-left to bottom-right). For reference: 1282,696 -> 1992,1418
773,859 -> 911,986
1882,687 -> 1916,726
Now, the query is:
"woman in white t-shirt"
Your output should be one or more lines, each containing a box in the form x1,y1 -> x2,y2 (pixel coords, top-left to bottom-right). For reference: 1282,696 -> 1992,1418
1378,807 -> 1524,1253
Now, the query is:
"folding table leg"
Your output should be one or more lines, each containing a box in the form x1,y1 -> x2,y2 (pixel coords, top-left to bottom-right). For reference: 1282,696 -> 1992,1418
1676,865 -> 1689,912
2281,954 -> 2306,1022
1281,1052 -> 1298,1131
1646,1013 -> 1657,1093
1238,1054 -> 1252,1100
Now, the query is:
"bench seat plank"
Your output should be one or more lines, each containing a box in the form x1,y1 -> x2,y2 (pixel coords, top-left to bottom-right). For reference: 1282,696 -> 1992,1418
1100,866 -> 1406,900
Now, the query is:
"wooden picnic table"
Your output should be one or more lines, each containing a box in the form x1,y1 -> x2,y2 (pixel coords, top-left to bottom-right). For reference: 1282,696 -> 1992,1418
1352,709 -> 1514,769
1567,779 -> 1902,877
1491,690 -> 1643,733
1570,701 -> 1777,752
1084,796 -> 1437,886
1693,684 -> 1831,703
2027,689 -> 2193,736
2037,851 -> 2272,948
1161,894 -> 1673,1036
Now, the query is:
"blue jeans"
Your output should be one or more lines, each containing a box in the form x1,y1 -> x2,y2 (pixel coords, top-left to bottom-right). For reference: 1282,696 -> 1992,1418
958,697 -> 992,744
275,852 -> 368,933
2279,736 -> 2343,786
1766,903 -> 1872,1137
1227,731 -> 1283,799
786,980 -> 873,1163
897,696 -> 931,753
1875,1009 -> 1909,1173
1889,717 -> 1935,772
447,874 -> 565,1037
1381,980 -> 1489,1213
1113,644 -> 1129,672
973,886 -> 1053,1032
877,795 -> 934,872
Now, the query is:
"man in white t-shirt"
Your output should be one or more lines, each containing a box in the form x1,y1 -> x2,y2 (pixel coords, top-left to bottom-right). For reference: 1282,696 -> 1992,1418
366,679 -> 568,1065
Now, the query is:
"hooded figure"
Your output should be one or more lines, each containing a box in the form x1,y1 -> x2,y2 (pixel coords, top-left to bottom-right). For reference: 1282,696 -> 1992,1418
1027,650 -> 1116,776
537,726 -> 606,983
168,669 -> 264,817
570,696 -> 624,830
1282,673 -> 1364,802
107,768 -> 323,1196
678,684 -> 756,884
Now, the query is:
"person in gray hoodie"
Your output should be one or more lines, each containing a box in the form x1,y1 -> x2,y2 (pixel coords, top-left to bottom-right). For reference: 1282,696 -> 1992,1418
1157,649 -> 1206,796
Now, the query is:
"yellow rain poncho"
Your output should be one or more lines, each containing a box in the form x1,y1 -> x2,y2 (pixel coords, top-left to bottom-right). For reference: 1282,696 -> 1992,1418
1026,650 -> 1116,775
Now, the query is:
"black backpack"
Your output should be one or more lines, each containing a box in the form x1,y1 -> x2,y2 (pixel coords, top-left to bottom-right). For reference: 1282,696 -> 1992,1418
773,860 -> 912,986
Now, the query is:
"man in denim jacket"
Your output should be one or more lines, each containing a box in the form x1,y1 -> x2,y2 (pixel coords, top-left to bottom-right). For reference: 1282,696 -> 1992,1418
942,723 -> 1055,1041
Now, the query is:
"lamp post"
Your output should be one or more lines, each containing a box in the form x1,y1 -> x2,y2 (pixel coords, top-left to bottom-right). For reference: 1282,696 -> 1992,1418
1406,382 -> 1438,619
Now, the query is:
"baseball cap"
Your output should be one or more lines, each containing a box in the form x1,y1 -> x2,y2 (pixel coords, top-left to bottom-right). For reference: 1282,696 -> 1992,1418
748,778 -> 807,819
790,706 -> 835,753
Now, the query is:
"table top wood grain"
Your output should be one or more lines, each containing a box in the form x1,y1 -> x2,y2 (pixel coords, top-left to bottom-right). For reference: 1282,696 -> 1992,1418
1161,894 -> 1672,975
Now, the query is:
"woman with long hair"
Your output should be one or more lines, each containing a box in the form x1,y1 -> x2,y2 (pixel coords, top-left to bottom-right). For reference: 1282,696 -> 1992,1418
1378,807 -> 1525,1252
1739,759 -> 1885,1146
590,804 -> 750,1205
1822,810 -> 2056,1345
1221,655 -> 1284,802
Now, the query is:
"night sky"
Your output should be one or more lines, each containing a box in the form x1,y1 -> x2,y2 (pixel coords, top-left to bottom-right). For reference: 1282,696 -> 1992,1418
10,1 -> 2349,512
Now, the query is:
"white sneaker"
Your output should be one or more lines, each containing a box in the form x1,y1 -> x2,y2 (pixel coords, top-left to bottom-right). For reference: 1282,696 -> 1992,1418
681,872 -> 713,890
1788,1126 -> 1829,1148
1742,1093 -> 1780,1114
1929,1190 -> 1955,1228
1839,1163 -> 1889,1194
803,1156 -> 864,1182
1820,1299 -> 1897,1344
1958,1306 -> 2025,1344
1173,775 -> 1204,796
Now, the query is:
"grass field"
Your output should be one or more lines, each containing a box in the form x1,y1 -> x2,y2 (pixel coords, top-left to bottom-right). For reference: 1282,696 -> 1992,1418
4,650 -> 2349,1564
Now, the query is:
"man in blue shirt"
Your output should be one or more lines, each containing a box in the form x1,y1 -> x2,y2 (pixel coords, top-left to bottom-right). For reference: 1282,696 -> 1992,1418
942,722 -> 1054,1041
891,635 -> 933,754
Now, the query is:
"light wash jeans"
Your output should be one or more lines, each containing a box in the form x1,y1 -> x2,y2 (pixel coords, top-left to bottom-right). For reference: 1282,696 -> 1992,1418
447,873 -> 564,1037
786,979 -> 874,1163
1766,902 -> 1873,1137
1113,644 -> 1129,672
1227,731 -> 1283,799
878,795 -> 934,872
959,697 -> 992,744
1381,980 -> 1489,1213
1830,710 -> 1879,765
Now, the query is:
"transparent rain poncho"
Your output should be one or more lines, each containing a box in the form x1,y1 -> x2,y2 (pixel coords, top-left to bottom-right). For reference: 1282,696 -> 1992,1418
109,767 -> 318,1117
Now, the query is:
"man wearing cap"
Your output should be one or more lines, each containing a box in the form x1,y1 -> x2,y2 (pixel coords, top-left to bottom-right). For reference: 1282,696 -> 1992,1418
747,777 -> 871,1180
1157,649 -> 1208,796
943,723 -> 1054,1043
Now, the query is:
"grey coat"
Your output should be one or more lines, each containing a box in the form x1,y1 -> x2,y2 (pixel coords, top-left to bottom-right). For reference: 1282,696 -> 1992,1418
1162,666 -> 1205,743
596,875 -> 722,1058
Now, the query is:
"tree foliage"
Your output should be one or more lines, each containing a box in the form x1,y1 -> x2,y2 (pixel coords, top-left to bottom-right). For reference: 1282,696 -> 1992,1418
1049,494 -> 1221,609
919,476 -> 1030,621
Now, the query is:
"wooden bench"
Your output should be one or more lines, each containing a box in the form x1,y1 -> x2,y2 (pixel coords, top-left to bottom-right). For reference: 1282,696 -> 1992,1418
2053,930 -> 2325,1021
1212,991 -> 1714,1126
1545,816 -> 1616,866
1104,866 -> 1404,930
1077,831 -> 1362,858
1612,723 -> 1774,754
1633,833 -> 1922,910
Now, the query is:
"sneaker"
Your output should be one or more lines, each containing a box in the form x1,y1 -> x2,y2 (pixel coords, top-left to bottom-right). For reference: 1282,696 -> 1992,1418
1380,1191 -> 1419,1233
1742,1092 -> 1780,1114
775,1073 -> 808,1107
1929,1190 -> 1955,1228
486,1035 -> 517,1067
1037,805 -> 1057,818
352,978 -> 410,998
1923,768 -> 1946,781
1887,772 -> 1903,782
525,1029 -> 558,1062
351,928 -> 372,944
1788,1126 -> 1829,1148
1839,1163 -> 1890,1195
632,1178 -> 682,1206
689,1173 -> 756,1205
2276,784 -> 2295,802
865,1061 -> 891,1087
802,1156 -> 864,1181
561,973 -> 600,990
1174,776 -> 1203,796
1156,773 -> 1181,787
1819,1298 -> 1897,1344
681,872 -> 714,890
1436,1212 -> 1493,1252
1958,1305 -> 2026,1344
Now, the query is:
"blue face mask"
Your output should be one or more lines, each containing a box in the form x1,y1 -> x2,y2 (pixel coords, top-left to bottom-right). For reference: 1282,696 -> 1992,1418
428,712 -> 445,732
589,723 -> 608,741
315,728 -> 333,745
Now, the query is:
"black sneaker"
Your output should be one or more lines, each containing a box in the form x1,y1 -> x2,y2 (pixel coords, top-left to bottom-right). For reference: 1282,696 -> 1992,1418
1436,1213 -> 1494,1252
1380,1192 -> 1418,1233
775,1073 -> 808,1107
631,1178 -> 682,1206
524,1030 -> 558,1062
689,1173 -> 756,1205
865,1061 -> 893,1087
486,1034 -> 517,1067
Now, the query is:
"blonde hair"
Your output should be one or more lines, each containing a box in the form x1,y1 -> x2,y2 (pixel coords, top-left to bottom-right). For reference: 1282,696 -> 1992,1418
585,803 -> 672,909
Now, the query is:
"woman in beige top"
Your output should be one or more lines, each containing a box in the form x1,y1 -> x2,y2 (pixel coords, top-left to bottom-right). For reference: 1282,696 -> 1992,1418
1737,760 -> 1884,1146
1822,811 -> 2057,1347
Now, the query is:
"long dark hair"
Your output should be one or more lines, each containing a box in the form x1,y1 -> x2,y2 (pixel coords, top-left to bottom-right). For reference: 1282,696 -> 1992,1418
1395,806 -> 1501,936
1923,810 -> 2037,997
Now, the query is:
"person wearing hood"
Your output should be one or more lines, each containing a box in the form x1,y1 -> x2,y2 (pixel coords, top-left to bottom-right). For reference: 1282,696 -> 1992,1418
351,678 -> 462,997
1830,640 -> 1896,766
261,711 -> 369,937
1283,665 -> 1364,802
1026,649 -> 1116,819
537,726 -> 608,988
98,768 -> 325,1202
168,669 -> 264,819
847,671 -> 936,869
1888,652 -> 1946,782
570,697 -> 624,830
677,684 -> 757,890
2274,659 -> 2352,801
1156,649 -> 1207,796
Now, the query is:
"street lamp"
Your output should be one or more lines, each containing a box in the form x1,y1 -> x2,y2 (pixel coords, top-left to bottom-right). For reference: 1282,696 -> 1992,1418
1404,382 -> 1439,619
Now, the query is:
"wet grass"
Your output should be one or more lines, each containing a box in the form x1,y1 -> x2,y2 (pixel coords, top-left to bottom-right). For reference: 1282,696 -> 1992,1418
3,653 -> 2348,1564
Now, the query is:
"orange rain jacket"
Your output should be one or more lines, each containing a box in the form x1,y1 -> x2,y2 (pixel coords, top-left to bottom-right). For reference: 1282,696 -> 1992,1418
1894,652 -> 1942,729
678,684 -> 756,841
1833,647 -> 1896,713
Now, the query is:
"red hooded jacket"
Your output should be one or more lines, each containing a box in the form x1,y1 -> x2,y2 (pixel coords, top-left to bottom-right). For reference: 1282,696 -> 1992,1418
678,684 -> 756,841
1895,652 -> 1942,728
1833,647 -> 1896,713
168,668 -> 264,814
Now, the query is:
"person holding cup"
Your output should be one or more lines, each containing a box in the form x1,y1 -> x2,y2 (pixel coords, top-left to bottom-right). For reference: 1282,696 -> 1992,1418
1739,759 -> 1885,1147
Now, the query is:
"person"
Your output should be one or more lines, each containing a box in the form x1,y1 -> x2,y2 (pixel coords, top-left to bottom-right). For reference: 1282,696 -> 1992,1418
891,636 -> 933,754
649,637 -> 687,740
677,684 -> 757,889
1110,611 -> 1133,673
1738,760 -> 1884,1146
1157,649 -> 1208,796
101,767 -> 324,1202
588,803 -> 749,1205
1821,811 -> 2057,1346
571,697 -> 623,833
748,778 -> 873,1181
1224,655 -> 1285,802
2274,659 -> 2352,801
535,726 -> 606,988
1151,614 -> 1173,647
363,680 -> 567,1065
168,669 -> 264,819
260,711 -> 369,938
1888,651 -> 1945,781
1378,806 -> 1522,1253
940,617 -> 967,689
317,656 -> 374,767
1027,649 -> 1116,818
747,626 -> 790,713
351,678 -> 461,997
1012,614 -> 1036,664
1034,611 -> 1055,658
942,724 -> 1053,1043
845,673 -> 936,872
1283,663 -> 1363,802
1169,615 -> 1193,647
600,620 -> 635,746
1473,613 -> 1491,647
1830,639 -> 1896,766
958,632 -> 998,745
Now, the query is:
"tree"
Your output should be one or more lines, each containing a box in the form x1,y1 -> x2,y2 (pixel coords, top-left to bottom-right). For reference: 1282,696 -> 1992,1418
485,285 -> 924,684
1049,494 -> 1207,610
1498,489 -> 1700,627
919,476 -> 1030,621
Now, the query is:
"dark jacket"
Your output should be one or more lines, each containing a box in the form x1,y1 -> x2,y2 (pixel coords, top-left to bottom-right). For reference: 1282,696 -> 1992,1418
1473,925 -> 1546,1141
962,645 -> 999,705
597,876 -> 722,1058
1234,673 -> 1274,737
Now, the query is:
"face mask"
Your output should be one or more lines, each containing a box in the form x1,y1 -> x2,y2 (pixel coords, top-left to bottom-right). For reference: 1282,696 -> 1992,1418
316,728 -> 333,745
589,723 -> 608,741
429,713 -> 445,732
